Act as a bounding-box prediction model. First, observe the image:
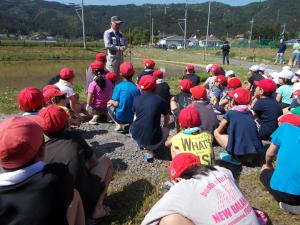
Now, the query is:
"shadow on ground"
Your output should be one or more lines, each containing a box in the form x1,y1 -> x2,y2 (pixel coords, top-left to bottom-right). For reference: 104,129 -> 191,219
100,179 -> 154,225
82,129 -> 109,139
91,142 -> 124,157
111,158 -> 128,171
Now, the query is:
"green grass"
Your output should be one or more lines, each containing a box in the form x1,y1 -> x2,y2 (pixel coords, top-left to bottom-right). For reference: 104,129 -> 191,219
0,88 -> 19,114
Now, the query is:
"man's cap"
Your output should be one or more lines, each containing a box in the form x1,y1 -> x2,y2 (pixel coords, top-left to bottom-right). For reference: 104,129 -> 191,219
120,62 -> 135,78
153,70 -> 164,79
42,85 -> 59,93
278,114 -> 300,127
228,87 -> 251,105
138,75 -> 156,91
33,105 -> 69,134
0,116 -> 44,169
254,79 -> 277,94
43,88 -> 66,104
95,52 -> 107,62
291,107 -> 300,116
105,72 -> 117,83
169,153 -> 201,180
179,79 -> 193,92
111,16 -> 123,24
190,85 -> 207,100
144,59 -> 155,69
18,87 -> 44,112
90,60 -> 105,72
227,77 -> 242,89
186,65 -> 195,71
249,65 -> 260,72
225,70 -> 235,77
210,64 -> 221,74
205,64 -> 213,73
215,75 -> 227,85
59,68 -> 75,79
178,106 -> 201,128
278,69 -> 294,80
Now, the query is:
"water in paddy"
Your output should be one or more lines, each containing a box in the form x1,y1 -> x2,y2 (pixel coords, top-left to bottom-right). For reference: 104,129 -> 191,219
0,59 -> 186,91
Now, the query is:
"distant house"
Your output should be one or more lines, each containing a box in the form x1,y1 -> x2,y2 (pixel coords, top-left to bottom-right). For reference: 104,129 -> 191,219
188,35 -> 200,46
199,35 -> 223,47
31,34 -> 47,40
286,39 -> 300,46
158,35 -> 186,48
236,33 -> 245,41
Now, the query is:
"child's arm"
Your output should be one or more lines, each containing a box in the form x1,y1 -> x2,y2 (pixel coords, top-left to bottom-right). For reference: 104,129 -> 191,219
276,93 -> 282,103
162,114 -> 170,128
107,99 -> 119,107
215,119 -> 228,135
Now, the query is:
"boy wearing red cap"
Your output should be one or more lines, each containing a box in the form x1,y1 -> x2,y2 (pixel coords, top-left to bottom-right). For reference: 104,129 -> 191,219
210,75 -> 227,105
136,59 -> 155,83
130,75 -> 170,162
166,106 -> 214,165
214,88 -> 262,165
204,64 -> 222,100
142,153 -> 261,225
86,52 -> 108,89
182,64 -> 200,86
107,62 -> 140,132
34,105 -> 113,220
86,61 -> 113,124
18,87 -> 44,116
189,85 -> 218,133
260,115 -> 300,215
0,116 -> 77,225
153,70 -> 171,112
252,79 -> 283,140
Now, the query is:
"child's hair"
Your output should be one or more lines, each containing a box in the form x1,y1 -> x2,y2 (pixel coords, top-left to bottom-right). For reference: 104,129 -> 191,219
282,78 -> 293,85
262,92 -> 273,97
95,75 -> 106,91
53,94 -> 67,105
179,165 -> 216,179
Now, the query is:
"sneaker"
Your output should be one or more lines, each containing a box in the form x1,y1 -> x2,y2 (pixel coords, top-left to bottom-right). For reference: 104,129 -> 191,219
279,202 -> 300,215
219,151 -> 242,166
88,120 -> 98,125
143,151 -> 154,162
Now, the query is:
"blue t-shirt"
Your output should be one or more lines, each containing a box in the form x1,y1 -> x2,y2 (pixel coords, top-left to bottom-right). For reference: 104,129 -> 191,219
276,85 -> 293,105
214,86 -> 227,101
111,81 -> 140,123
224,110 -> 261,156
130,92 -> 168,146
270,123 -> 300,196
253,97 -> 283,139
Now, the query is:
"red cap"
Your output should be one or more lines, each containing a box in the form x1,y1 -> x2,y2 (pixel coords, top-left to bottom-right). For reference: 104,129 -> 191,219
278,114 -> 300,127
169,153 -> 201,180
190,85 -> 207,100
120,62 -> 135,78
254,79 -> 277,94
210,64 -> 221,74
144,59 -> 155,69
90,61 -> 105,72
59,68 -> 75,79
36,105 -> 69,133
95,52 -> 107,62
228,87 -> 251,105
178,106 -> 201,128
293,90 -> 300,97
153,70 -> 164,79
215,75 -> 227,85
0,116 -> 44,169
227,77 -> 242,89
179,79 -> 193,92
43,88 -> 66,104
186,65 -> 195,71
42,85 -> 59,93
105,72 -> 117,84
18,87 -> 44,112
138,75 -> 156,91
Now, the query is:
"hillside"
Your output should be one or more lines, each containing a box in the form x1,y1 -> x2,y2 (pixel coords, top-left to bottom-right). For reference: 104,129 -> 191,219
0,0 -> 299,39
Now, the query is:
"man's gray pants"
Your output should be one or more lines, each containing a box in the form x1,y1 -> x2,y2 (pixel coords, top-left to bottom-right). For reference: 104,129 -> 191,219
106,52 -> 123,79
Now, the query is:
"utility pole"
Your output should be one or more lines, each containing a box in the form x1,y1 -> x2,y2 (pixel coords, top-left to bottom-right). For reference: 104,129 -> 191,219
178,1 -> 188,49
81,0 -> 86,49
249,18 -> 254,48
151,17 -> 154,45
204,0 -> 211,60
149,6 -> 152,46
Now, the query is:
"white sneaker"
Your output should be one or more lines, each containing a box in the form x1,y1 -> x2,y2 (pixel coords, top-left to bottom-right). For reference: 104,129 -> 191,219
88,120 -> 98,125
279,202 -> 300,215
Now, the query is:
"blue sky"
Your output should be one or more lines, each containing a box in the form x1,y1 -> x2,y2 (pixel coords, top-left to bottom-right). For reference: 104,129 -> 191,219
46,0 -> 261,6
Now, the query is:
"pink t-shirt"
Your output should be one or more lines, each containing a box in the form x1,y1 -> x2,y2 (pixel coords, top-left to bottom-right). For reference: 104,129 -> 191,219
88,79 -> 113,108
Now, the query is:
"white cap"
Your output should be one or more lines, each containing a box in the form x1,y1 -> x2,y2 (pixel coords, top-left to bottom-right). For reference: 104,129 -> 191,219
278,70 -> 294,80
249,65 -> 260,72
258,66 -> 265,72
270,72 -> 279,79
295,70 -> 300,76
225,70 -> 235,77
292,82 -> 300,93
282,66 -> 291,71
206,64 -> 213,73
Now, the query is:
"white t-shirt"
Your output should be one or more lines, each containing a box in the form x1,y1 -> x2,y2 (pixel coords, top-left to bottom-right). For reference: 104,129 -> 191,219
142,166 -> 260,225
55,79 -> 75,98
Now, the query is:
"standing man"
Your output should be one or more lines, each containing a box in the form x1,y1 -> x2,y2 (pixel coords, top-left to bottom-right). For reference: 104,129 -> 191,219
221,40 -> 230,65
104,16 -> 128,78
274,39 -> 287,65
